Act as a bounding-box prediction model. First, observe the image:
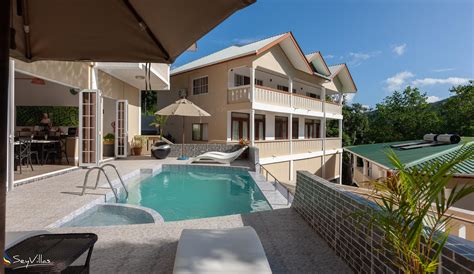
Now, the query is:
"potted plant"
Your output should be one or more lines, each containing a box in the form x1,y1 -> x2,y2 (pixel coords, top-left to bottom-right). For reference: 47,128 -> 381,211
103,133 -> 115,157
149,115 -> 168,136
238,138 -> 250,159
131,136 -> 144,156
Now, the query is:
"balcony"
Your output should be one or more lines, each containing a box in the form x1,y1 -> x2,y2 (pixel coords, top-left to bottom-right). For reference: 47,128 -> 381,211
254,138 -> 340,158
227,85 -> 342,116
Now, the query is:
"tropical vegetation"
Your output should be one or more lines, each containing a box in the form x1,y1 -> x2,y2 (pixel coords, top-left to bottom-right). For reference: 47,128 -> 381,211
360,144 -> 474,273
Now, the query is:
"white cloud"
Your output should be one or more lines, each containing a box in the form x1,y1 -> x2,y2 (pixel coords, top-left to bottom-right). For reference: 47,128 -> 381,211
385,71 -> 414,91
411,77 -> 470,87
344,93 -> 356,103
392,43 -> 407,56
347,51 -> 381,67
432,68 -> 455,73
426,96 -> 441,103
362,104 -> 370,109
325,54 -> 334,59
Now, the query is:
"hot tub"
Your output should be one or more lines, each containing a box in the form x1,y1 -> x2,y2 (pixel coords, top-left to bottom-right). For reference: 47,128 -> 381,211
60,203 -> 163,227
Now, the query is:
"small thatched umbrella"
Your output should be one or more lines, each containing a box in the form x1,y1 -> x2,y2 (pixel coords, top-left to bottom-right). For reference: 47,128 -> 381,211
156,99 -> 210,159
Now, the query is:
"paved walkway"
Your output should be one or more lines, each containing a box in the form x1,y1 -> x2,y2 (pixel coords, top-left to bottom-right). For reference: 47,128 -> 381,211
7,158 -> 352,273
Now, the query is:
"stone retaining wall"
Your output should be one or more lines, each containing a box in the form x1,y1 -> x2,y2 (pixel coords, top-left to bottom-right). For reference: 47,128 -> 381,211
168,144 -> 240,157
292,171 -> 474,273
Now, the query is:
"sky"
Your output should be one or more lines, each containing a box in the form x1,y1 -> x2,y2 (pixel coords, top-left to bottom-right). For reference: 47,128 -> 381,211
172,0 -> 474,108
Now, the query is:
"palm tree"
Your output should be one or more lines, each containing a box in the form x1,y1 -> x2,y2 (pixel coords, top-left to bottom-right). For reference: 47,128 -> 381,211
149,115 -> 168,136
360,143 -> 474,273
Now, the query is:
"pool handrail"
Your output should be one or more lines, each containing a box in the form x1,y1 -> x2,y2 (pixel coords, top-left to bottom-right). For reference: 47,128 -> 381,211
255,162 -> 292,205
80,163 -> 128,202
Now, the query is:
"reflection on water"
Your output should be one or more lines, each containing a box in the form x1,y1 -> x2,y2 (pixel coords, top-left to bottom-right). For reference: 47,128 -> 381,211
120,169 -> 271,221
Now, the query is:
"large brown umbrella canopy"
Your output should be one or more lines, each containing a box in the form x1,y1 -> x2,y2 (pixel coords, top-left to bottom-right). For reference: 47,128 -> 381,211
156,99 -> 211,158
0,0 -> 255,269
9,0 -> 255,63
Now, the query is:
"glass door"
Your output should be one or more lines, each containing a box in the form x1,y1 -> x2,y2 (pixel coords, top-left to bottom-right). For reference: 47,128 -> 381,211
79,89 -> 101,166
115,100 -> 128,158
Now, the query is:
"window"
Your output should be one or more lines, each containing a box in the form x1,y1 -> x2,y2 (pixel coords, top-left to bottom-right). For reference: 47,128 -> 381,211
275,116 -> 288,139
234,74 -> 250,86
192,76 -> 208,95
277,85 -> 289,92
306,92 -> 321,99
231,112 -> 249,141
292,118 -> 299,139
255,114 -> 265,140
305,119 -> 320,138
234,75 -> 263,87
192,123 -> 208,141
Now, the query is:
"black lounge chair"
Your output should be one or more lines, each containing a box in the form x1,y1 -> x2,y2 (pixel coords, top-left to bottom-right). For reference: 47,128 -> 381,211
5,233 -> 98,273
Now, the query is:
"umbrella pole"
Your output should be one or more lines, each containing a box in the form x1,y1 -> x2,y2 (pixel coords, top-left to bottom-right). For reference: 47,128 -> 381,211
0,0 -> 11,267
181,116 -> 185,158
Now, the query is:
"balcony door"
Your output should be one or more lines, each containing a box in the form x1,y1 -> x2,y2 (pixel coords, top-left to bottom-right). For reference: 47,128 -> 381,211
79,89 -> 101,166
255,114 -> 265,140
231,112 -> 249,140
115,100 -> 128,158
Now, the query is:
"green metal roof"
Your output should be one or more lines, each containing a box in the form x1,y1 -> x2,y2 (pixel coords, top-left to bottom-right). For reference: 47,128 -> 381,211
344,137 -> 474,173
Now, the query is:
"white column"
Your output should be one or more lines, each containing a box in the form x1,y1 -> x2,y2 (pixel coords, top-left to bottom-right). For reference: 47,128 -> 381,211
338,91 -> 344,105
250,66 -> 255,103
321,87 -> 326,179
289,77 -> 293,107
250,109 -> 255,146
298,117 -> 305,139
226,111 -> 232,142
362,159 -> 368,177
338,119 -> 343,138
338,152 -> 343,184
289,113 -> 293,153
7,59 -> 15,191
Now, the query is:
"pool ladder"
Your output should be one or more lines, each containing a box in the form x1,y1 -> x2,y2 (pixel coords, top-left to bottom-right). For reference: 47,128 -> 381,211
81,163 -> 128,202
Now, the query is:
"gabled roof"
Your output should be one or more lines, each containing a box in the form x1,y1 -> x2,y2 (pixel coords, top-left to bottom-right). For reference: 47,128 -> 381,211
171,32 -> 314,76
171,34 -> 286,75
344,137 -> 474,174
305,51 -> 331,76
328,63 -> 357,93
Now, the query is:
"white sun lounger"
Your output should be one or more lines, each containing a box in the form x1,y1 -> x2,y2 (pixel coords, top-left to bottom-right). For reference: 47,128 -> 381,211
173,226 -> 272,274
189,146 -> 248,164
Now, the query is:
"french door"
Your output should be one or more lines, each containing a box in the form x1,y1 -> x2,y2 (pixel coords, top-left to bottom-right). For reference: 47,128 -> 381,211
79,89 -> 101,166
115,100 -> 128,158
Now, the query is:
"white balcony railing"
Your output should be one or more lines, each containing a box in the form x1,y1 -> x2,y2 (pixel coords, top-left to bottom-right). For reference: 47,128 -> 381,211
292,94 -> 323,112
292,139 -> 323,154
255,138 -> 334,158
227,85 -> 342,115
255,86 -> 291,107
227,86 -> 251,104
325,138 -> 342,150
254,140 -> 290,158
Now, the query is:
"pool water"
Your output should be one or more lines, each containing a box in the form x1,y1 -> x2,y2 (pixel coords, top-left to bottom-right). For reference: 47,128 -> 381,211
120,166 -> 272,221
61,204 -> 156,227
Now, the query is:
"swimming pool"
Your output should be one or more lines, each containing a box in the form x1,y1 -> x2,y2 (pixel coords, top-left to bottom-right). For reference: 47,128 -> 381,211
119,165 -> 272,221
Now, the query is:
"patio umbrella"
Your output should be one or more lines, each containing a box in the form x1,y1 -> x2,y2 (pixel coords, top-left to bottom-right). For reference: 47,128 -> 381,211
156,99 -> 211,160
0,0 -> 255,265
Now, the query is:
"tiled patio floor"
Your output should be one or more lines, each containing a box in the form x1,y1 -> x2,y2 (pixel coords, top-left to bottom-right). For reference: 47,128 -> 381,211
7,157 -> 352,273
